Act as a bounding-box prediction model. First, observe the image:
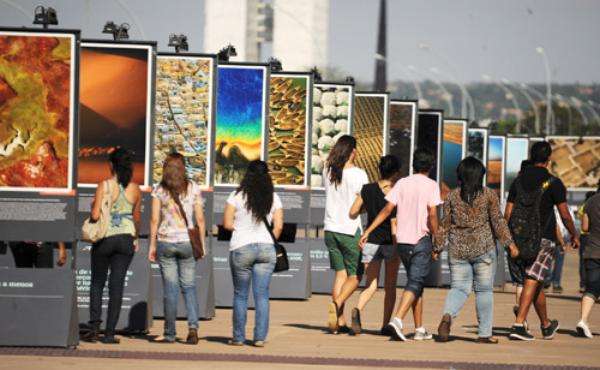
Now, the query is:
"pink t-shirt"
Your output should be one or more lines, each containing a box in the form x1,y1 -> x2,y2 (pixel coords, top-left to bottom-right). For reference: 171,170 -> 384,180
385,174 -> 442,245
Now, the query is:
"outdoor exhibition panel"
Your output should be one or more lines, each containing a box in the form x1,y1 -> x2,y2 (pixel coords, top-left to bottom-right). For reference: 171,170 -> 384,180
547,136 -> 600,191
504,137 -> 530,197
309,81 -> 354,293
150,52 -> 217,318
76,240 -> 153,332
77,39 -> 157,236
388,100 -> 418,178
487,135 -> 506,200
0,28 -> 80,242
0,244 -> 78,347
467,128 -> 489,183
353,92 -> 390,182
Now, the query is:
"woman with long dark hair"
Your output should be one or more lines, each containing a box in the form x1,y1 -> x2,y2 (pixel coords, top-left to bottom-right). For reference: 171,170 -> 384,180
149,153 -> 206,344
434,157 -> 518,343
223,160 -> 283,347
323,135 -> 368,334
348,155 -> 400,336
83,147 -> 142,344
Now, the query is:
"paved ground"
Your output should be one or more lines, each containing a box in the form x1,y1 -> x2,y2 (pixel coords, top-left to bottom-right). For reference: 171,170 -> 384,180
2,250 -> 599,369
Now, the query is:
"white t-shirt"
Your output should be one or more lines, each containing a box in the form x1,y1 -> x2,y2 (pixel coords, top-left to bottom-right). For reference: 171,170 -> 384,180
323,166 -> 369,235
226,190 -> 283,251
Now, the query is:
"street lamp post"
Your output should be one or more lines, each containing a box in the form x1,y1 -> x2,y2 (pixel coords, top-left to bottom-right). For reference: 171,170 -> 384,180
536,47 -> 553,134
410,65 -> 455,116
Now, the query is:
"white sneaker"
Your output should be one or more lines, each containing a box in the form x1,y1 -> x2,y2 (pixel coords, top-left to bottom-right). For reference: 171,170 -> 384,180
414,327 -> 433,341
577,321 -> 593,339
386,317 -> 407,341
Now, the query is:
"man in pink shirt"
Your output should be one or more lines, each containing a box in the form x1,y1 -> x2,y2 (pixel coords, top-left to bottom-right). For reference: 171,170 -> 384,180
359,149 -> 442,341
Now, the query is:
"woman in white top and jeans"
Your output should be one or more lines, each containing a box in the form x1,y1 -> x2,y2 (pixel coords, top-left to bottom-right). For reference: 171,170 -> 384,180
323,135 -> 369,333
223,160 -> 283,347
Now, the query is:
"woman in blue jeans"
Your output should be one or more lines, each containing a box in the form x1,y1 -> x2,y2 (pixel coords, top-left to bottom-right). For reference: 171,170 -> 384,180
223,160 -> 283,347
149,153 -> 206,344
434,157 -> 518,343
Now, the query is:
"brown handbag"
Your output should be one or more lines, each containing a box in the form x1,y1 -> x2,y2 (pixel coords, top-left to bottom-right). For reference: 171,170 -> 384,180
172,194 -> 205,260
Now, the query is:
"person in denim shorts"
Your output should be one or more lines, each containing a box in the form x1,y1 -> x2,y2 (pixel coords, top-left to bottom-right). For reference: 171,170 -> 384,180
360,149 -> 442,341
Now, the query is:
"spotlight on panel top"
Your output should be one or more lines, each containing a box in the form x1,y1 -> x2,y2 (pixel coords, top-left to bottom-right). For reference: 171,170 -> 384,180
268,57 -> 283,72
168,33 -> 188,53
217,44 -> 237,62
345,76 -> 355,84
102,21 -> 130,40
311,66 -> 322,82
33,6 -> 58,28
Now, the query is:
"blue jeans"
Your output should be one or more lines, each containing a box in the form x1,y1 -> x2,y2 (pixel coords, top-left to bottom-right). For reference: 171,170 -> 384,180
398,236 -> 433,298
443,248 -> 496,338
157,241 -> 198,340
229,243 -> 276,342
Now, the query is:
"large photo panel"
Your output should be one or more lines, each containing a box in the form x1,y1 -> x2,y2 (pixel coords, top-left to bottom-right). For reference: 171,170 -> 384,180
268,73 -> 312,187
487,135 -> 506,198
215,64 -> 268,186
0,30 -> 77,192
353,93 -> 389,182
153,54 -> 216,188
311,82 -> 354,188
441,119 -> 467,198
505,137 -> 529,195
467,128 -> 488,183
547,136 -> 600,191
416,110 -> 443,181
388,100 -> 417,179
79,41 -> 154,188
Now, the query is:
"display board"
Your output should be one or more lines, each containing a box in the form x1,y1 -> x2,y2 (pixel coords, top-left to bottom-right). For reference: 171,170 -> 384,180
353,92 -> 389,182
547,136 -> 600,191
153,53 -> 216,188
487,135 -> 506,198
441,119 -> 467,198
0,28 -> 80,241
467,128 -> 488,164
416,110 -> 444,181
78,40 -> 156,236
214,63 -> 269,186
268,72 -> 312,187
310,82 -> 354,189
504,137 -> 529,195
388,100 -> 417,178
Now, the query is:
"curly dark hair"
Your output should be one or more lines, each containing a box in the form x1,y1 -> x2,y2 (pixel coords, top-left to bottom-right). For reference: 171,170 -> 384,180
237,160 -> 274,222
109,147 -> 133,188
326,135 -> 356,187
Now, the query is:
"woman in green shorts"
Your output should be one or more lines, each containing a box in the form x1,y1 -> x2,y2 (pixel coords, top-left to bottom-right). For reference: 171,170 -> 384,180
322,135 -> 368,333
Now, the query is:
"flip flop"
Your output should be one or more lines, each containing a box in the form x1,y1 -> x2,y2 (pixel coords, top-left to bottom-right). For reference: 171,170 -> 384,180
327,301 -> 340,334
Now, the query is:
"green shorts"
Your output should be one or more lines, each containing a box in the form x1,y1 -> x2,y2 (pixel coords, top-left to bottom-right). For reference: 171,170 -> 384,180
324,230 -> 363,277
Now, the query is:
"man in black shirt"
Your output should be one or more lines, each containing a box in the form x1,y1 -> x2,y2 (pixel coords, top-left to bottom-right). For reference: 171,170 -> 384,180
505,141 -> 579,341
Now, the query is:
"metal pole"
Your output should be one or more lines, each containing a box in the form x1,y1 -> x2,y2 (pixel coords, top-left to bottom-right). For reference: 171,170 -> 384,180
536,47 -> 553,134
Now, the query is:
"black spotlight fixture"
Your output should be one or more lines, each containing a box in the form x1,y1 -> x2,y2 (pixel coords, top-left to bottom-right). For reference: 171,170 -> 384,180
168,34 -> 189,53
268,57 -> 283,72
310,66 -> 322,82
217,44 -> 237,62
102,21 -> 130,41
345,76 -> 355,84
33,5 -> 58,29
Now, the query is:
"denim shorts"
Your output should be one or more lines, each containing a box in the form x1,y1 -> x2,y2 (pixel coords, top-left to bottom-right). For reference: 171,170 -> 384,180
398,236 -> 433,298
361,243 -> 397,263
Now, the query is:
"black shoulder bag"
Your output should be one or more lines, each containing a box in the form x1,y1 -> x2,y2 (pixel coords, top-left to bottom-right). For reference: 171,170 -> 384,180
261,217 -> 289,273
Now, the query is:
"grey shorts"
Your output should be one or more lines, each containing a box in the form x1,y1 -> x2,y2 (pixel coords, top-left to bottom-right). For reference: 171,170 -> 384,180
361,243 -> 397,263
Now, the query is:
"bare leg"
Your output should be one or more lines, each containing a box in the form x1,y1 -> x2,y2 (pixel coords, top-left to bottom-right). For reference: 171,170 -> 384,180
516,278 -> 541,324
334,275 -> 361,326
580,295 -> 595,324
516,286 -> 523,305
382,257 -> 400,326
532,287 -> 550,327
393,290 -> 417,321
412,297 -> 424,328
356,261 -> 381,311
332,270 -> 348,326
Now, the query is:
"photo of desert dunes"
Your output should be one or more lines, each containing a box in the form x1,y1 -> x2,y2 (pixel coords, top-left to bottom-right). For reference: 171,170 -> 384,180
441,121 -> 465,197
353,94 -> 386,182
78,45 -> 149,186
388,102 -> 414,178
487,136 -> 504,195
268,75 -> 309,186
215,66 -> 265,185
548,137 -> 600,189
0,32 -> 74,190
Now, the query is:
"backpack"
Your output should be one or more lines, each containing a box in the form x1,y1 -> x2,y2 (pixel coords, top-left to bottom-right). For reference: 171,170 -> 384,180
508,176 -> 554,261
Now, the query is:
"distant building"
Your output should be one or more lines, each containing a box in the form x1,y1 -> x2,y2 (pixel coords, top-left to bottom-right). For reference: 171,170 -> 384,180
203,0 -> 329,70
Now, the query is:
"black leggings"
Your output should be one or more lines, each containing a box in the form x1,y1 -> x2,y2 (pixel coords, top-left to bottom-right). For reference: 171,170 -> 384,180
89,234 -> 134,335
584,258 -> 600,300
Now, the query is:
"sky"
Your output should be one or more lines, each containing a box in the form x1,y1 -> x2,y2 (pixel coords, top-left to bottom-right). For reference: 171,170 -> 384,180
1,0 -> 598,84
